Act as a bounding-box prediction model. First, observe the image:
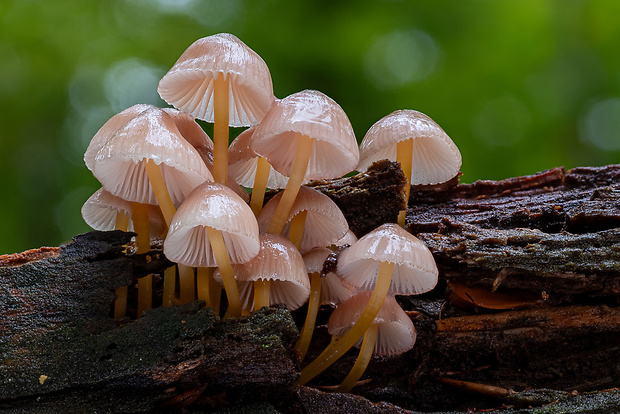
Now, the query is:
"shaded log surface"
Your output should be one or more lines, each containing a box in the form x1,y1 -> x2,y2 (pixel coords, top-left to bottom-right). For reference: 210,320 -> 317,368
1,162 -> 619,413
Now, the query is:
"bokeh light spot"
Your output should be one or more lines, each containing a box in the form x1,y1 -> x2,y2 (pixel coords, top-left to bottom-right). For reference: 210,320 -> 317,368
364,30 -> 440,89
579,97 -> 620,151
104,58 -> 166,113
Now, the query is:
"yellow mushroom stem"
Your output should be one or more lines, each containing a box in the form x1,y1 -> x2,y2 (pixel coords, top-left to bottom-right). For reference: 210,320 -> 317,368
296,261 -> 394,386
288,210 -> 307,251
267,134 -> 313,235
396,139 -> 413,228
132,202 -> 152,318
196,266 -> 211,305
295,271 -> 322,361
336,323 -> 378,392
205,225 -> 242,318
250,156 -> 272,216
177,264 -> 196,305
213,73 -> 230,185
161,266 -> 176,307
113,210 -> 130,319
144,159 -> 175,228
253,279 -> 271,311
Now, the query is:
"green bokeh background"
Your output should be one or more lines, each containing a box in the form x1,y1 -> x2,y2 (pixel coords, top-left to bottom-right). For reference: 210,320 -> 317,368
1,0 -> 619,254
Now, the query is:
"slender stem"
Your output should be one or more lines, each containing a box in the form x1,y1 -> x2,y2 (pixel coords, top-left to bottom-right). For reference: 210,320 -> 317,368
144,159 -> 176,228
137,274 -> 152,318
288,210 -> 307,251
162,266 -> 176,307
336,323 -> 378,392
253,279 -> 271,311
296,261 -> 394,386
132,202 -> 152,318
295,272 -> 322,361
196,266 -> 210,305
213,73 -> 230,185
177,264 -> 196,304
397,139 -> 413,227
250,156 -> 272,216
205,226 -> 241,318
113,211 -> 130,318
267,133 -> 313,234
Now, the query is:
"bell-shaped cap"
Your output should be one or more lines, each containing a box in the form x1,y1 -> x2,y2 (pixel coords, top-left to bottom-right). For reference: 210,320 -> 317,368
164,182 -> 260,267
228,125 -> 289,189
250,90 -> 359,180
157,33 -> 275,127
91,106 -> 213,205
302,247 -> 355,306
215,233 -> 310,311
81,187 -> 167,238
358,110 -> 461,185
337,223 -> 438,295
257,186 -> 349,253
163,107 -> 214,168
328,291 -> 416,356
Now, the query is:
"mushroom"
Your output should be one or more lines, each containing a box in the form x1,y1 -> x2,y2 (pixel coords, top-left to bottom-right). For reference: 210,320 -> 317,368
296,247 -> 355,361
250,90 -> 359,234
163,182 -> 260,317
358,110 -> 461,226
213,233 -> 310,312
157,33 -> 276,185
228,125 -> 289,215
296,223 -> 438,385
256,186 -> 349,253
328,291 -> 416,392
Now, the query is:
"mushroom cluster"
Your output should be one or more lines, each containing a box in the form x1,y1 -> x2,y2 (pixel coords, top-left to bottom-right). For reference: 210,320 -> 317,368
81,33 -> 461,391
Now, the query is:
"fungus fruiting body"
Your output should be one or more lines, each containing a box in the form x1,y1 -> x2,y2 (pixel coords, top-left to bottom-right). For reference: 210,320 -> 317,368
296,223 -> 438,385
250,89 -> 359,235
358,110 -> 461,226
158,33 -> 276,186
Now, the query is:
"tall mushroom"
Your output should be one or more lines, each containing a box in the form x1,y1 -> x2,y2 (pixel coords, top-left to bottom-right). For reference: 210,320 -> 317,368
163,182 -> 260,318
250,90 -> 359,235
358,110 -> 461,227
296,223 -> 438,385
158,33 -> 276,185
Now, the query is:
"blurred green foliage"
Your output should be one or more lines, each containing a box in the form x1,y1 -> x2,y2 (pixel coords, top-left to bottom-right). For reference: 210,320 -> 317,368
1,0 -> 619,253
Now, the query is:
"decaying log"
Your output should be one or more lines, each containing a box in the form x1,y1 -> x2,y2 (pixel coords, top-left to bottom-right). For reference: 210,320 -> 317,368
1,162 -> 619,413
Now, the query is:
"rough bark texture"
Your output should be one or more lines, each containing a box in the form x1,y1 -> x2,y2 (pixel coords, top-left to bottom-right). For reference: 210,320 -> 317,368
1,162 -> 619,413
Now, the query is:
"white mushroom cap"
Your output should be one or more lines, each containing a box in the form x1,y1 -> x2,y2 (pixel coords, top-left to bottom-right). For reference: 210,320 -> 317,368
162,107 -> 214,168
84,104 -> 153,172
214,233 -> 310,311
91,106 -> 213,205
163,182 -> 260,267
337,223 -> 438,295
302,247 -> 355,305
332,229 -> 358,247
81,187 -> 167,238
249,90 -> 359,180
157,33 -> 275,127
228,125 -> 289,189
358,110 -> 462,185
328,291 -> 416,356
257,186 -> 349,253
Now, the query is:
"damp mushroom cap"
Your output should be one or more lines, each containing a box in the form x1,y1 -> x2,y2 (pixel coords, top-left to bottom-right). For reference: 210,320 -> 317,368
302,247 -> 355,306
328,291 -> 416,356
337,223 -> 438,295
90,105 -> 213,205
157,33 -> 275,127
358,109 -> 461,185
257,186 -> 349,253
214,233 -> 311,310
81,187 -> 167,238
163,181 -> 260,268
249,89 -> 359,181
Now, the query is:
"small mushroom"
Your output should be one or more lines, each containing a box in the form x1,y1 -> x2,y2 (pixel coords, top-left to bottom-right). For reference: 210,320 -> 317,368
297,223 -> 437,386
158,33 -> 276,185
358,110 -> 461,226
328,291 -> 416,392
250,90 -> 359,234
163,182 -> 260,317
